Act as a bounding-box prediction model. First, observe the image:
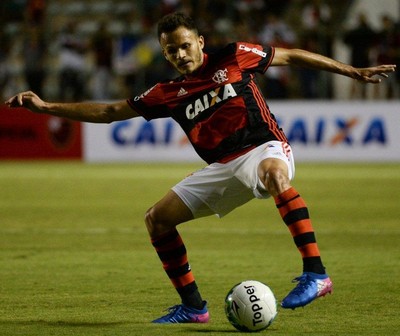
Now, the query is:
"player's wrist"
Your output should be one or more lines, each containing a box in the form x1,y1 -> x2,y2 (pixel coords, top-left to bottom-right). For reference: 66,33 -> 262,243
40,102 -> 62,116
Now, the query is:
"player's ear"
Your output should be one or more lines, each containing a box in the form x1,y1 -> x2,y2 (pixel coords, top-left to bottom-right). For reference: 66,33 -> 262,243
162,48 -> 168,60
199,35 -> 204,50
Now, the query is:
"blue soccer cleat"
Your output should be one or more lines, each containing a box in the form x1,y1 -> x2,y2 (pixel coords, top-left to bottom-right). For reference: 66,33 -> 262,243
281,272 -> 333,309
152,301 -> 209,323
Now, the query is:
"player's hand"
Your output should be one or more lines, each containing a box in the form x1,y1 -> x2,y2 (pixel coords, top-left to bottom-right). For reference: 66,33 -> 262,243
353,64 -> 396,83
4,91 -> 45,112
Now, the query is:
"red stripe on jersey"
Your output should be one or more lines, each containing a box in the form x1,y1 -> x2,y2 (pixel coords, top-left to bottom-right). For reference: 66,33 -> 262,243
248,80 -> 287,142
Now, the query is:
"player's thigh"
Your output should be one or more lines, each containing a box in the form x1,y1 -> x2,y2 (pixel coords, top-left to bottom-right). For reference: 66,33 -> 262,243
257,157 -> 289,180
256,142 -> 295,195
256,141 -> 294,180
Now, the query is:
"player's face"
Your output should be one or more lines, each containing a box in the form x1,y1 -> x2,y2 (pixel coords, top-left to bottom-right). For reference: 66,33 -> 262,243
160,26 -> 204,75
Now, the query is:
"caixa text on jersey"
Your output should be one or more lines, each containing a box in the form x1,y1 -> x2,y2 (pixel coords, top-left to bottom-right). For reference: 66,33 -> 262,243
185,83 -> 237,120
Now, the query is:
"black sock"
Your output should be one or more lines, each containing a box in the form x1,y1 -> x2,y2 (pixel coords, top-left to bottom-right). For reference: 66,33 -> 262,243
177,282 -> 204,309
303,256 -> 326,274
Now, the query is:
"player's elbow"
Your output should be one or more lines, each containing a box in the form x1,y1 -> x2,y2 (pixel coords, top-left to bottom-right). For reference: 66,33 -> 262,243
99,105 -> 117,123
101,101 -> 137,123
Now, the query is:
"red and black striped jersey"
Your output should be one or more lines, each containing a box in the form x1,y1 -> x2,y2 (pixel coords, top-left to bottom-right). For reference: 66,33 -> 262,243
127,42 -> 288,164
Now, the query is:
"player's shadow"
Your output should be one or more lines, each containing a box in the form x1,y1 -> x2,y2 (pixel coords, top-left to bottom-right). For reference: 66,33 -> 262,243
47,321 -> 130,327
194,328 -> 277,333
6,320 -> 131,327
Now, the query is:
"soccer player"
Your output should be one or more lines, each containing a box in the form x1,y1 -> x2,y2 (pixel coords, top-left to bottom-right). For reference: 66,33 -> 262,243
5,12 -> 395,323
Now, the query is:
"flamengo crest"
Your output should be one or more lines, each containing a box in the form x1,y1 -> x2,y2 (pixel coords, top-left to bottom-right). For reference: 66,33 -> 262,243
212,68 -> 229,84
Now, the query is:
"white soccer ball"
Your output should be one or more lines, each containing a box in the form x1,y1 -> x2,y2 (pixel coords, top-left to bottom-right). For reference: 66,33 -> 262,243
225,280 -> 277,332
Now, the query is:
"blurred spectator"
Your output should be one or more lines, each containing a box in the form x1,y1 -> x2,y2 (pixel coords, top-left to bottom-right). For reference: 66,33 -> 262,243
232,0 -> 265,35
232,19 -> 258,44
297,32 -> 320,99
263,33 -> 292,99
90,21 -> 114,100
22,25 -> 47,97
1,0 -> 397,102
395,17 -> 400,97
141,0 -> 181,27
264,0 -> 291,17
301,0 -> 331,31
300,0 -> 333,98
26,0 -> 46,26
57,21 -> 88,102
134,24 -> 161,89
0,29 -> 11,101
115,18 -> 160,97
343,13 -> 377,99
2,0 -> 27,22
258,13 -> 296,99
300,0 -> 333,57
373,14 -> 400,99
234,0 -> 264,15
258,13 -> 296,46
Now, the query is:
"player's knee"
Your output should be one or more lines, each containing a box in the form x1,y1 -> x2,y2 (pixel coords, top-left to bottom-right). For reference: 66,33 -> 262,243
144,206 -> 172,238
264,167 -> 290,196
145,206 -> 157,235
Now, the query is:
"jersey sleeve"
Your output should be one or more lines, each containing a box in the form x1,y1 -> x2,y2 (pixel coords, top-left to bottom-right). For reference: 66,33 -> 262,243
126,83 -> 170,121
235,42 -> 275,74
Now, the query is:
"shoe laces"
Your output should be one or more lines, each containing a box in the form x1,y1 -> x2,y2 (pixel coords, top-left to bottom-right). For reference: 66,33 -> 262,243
164,304 -> 191,322
290,274 -> 314,294
165,304 -> 183,315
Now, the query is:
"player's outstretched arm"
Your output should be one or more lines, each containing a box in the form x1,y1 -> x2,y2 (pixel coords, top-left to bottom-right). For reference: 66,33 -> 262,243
272,47 -> 396,83
5,91 -> 139,123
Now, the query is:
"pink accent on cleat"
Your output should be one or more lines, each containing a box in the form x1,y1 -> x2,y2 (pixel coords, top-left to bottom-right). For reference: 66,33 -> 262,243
281,272 -> 333,309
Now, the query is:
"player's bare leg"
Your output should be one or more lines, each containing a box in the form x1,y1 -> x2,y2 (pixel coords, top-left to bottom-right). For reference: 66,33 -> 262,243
145,190 -> 209,323
257,157 -> 291,197
258,158 -> 332,309
145,189 -> 194,237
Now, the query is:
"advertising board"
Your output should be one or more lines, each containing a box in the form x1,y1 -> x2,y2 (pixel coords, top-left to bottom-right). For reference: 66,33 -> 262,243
0,105 -> 82,159
83,102 -> 400,163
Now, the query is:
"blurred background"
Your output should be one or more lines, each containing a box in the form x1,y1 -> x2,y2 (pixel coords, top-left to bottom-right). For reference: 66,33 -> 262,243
0,0 -> 399,162
0,0 -> 399,102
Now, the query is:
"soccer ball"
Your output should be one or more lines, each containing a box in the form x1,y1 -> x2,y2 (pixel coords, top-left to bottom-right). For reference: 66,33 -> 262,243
225,280 -> 277,332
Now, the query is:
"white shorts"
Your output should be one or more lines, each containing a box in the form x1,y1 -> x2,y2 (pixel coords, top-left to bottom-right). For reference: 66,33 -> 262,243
172,141 -> 295,218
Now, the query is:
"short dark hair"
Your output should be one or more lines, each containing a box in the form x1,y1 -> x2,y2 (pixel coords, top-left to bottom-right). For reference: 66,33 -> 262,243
157,12 -> 199,40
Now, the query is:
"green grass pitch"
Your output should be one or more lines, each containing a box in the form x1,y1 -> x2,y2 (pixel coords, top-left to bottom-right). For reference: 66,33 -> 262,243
0,162 -> 399,336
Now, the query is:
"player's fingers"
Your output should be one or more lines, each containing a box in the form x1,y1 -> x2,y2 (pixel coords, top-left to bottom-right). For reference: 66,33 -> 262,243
8,95 -> 22,106
4,97 -> 13,105
14,93 -> 26,106
18,91 -> 35,105
380,65 -> 396,72
18,94 -> 24,105
360,75 -> 381,84
5,91 -> 33,106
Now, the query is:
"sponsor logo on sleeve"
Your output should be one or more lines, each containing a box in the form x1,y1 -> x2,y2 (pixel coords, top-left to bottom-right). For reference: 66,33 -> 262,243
239,44 -> 266,58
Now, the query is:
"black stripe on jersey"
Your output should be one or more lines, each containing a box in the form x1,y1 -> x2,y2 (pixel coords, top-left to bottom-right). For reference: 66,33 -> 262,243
248,80 -> 288,143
